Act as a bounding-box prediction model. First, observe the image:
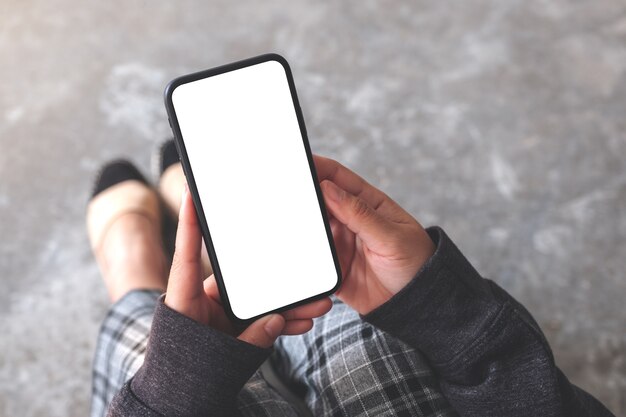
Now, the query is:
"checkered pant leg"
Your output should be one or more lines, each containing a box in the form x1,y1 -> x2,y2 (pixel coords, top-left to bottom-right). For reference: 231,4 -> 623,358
274,297 -> 458,417
90,289 -> 298,417
90,289 -> 162,417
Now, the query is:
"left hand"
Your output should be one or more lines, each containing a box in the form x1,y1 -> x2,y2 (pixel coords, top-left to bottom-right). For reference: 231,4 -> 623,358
314,155 -> 436,316
165,186 -> 332,348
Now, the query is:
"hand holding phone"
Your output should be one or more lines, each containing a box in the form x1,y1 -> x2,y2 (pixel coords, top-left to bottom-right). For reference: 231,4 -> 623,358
313,155 -> 436,315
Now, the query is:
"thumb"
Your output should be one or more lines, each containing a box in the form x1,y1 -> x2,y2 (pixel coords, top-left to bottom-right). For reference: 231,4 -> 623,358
165,185 -> 205,321
321,180 -> 394,249
238,314 -> 285,348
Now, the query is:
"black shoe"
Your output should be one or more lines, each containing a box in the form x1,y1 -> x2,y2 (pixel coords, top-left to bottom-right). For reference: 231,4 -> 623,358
91,159 -> 148,199
87,159 -> 160,255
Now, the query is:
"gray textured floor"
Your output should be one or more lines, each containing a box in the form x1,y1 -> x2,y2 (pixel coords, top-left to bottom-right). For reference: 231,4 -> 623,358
1,1 -> 625,416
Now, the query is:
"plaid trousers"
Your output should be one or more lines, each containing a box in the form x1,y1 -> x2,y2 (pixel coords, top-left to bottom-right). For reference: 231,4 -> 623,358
91,290 -> 457,417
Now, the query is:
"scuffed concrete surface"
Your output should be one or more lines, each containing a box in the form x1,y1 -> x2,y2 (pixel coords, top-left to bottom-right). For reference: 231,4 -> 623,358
0,1 -> 625,415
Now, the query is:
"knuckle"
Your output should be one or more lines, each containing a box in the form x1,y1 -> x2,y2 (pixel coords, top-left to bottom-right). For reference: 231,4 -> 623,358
242,332 -> 261,347
351,197 -> 372,219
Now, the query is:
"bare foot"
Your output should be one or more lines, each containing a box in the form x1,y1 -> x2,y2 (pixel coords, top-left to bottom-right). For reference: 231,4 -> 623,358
159,162 -> 213,277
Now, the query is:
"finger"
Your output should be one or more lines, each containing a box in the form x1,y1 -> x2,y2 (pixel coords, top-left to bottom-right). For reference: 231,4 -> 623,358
282,319 -> 314,335
313,155 -> 397,214
329,216 -> 342,236
200,241 -> 214,277
165,186 -> 205,314
203,274 -> 222,305
321,180 -> 396,252
313,155 -> 383,206
202,275 -> 234,332
330,217 -> 354,248
314,155 -> 413,223
329,217 -> 355,276
238,314 -> 285,348
281,297 -> 332,320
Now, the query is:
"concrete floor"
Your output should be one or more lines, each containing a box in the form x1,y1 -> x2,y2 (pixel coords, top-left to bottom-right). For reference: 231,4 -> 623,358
1,1 -> 625,415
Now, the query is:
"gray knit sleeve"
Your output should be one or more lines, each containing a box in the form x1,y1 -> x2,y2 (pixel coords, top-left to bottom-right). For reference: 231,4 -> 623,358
107,298 -> 271,417
363,226 -> 615,417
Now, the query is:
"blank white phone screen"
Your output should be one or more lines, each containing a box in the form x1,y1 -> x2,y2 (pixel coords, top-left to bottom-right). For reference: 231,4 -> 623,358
171,60 -> 339,320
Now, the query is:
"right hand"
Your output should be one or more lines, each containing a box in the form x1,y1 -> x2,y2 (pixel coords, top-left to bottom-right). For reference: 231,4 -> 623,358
314,155 -> 436,315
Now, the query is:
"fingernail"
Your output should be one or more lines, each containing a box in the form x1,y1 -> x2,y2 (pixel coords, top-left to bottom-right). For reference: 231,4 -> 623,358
323,181 -> 342,202
264,315 -> 284,339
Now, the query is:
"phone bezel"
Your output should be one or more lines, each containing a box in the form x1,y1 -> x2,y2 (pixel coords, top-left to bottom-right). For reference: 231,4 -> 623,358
164,53 -> 342,323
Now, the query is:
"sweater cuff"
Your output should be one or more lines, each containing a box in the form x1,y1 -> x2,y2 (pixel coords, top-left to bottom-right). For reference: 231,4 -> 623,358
362,226 -> 502,366
130,297 -> 271,416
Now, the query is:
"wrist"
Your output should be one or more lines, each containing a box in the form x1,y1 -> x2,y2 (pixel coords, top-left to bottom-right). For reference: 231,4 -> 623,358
386,226 -> 437,296
131,298 -> 271,416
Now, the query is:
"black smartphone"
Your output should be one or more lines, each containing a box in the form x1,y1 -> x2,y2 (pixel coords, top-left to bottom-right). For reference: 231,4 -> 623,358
164,53 -> 341,322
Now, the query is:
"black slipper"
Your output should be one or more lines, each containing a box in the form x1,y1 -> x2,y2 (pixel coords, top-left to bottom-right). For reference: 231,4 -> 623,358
91,159 -> 148,199
87,159 -> 161,255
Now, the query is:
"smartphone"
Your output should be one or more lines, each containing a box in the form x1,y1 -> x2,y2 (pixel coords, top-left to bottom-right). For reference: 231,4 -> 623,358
164,53 -> 341,322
